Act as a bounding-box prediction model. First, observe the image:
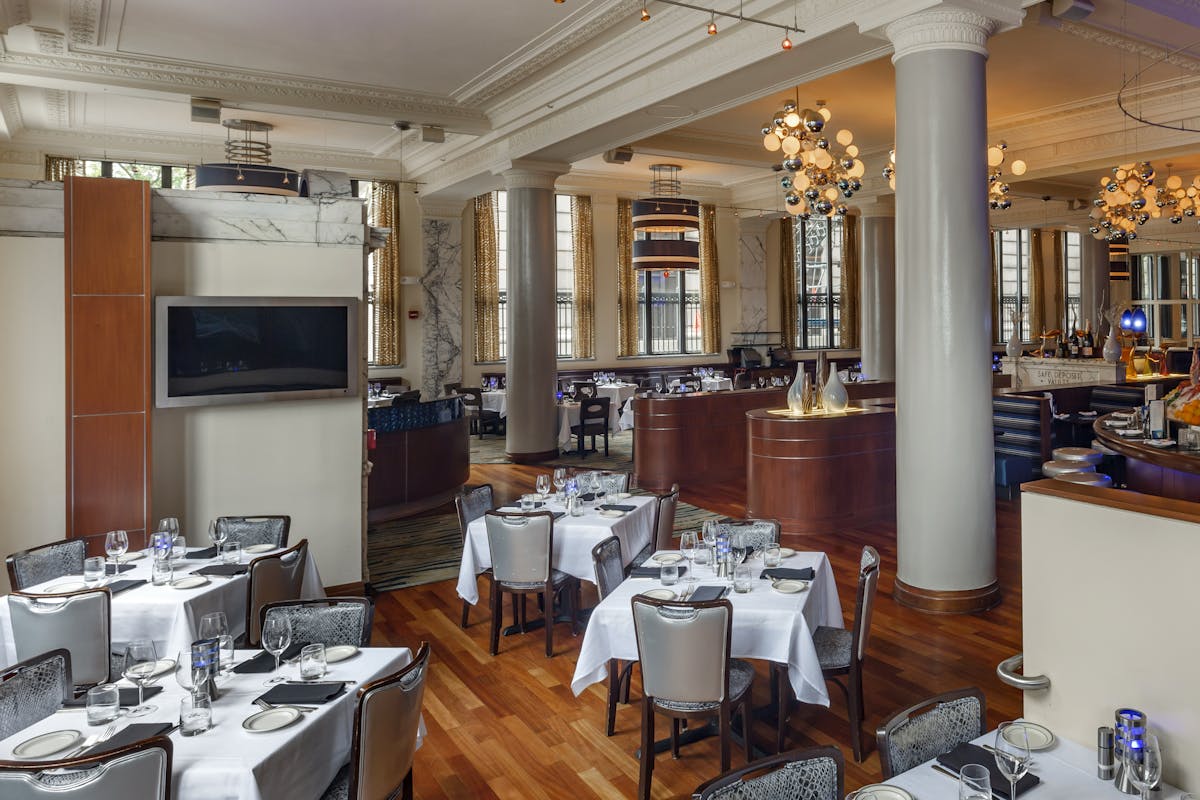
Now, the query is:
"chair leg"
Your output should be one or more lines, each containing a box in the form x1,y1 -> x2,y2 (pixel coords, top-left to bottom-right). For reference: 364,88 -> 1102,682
638,700 -> 655,800
670,718 -> 681,759
460,598 -> 471,629
606,660 -> 619,736
848,670 -> 865,762
619,662 -> 634,704
401,768 -> 414,800
488,583 -> 501,656
718,704 -> 732,771
544,589 -> 554,658
741,699 -> 753,764
775,665 -> 788,753
604,432 -> 609,456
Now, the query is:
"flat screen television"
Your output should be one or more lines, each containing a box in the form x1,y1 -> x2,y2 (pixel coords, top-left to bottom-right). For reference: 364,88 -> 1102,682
156,296 -> 359,408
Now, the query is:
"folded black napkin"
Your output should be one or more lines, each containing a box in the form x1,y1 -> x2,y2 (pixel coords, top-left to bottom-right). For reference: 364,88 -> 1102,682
65,686 -> 163,708
83,722 -> 174,756
688,585 -> 729,602
630,565 -> 688,579
552,511 -> 566,520
231,643 -> 305,674
599,504 -> 636,512
579,492 -> 596,501
184,547 -> 218,560
192,563 -> 248,577
760,567 -> 814,581
106,579 -> 147,594
257,681 -> 346,706
936,742 -> 1040,799
104,563 -> 137,575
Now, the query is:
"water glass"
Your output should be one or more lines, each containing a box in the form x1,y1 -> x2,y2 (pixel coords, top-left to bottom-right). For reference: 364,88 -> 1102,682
170,534 -> 187,564
660,564 -> 679,586
764,546 -> 782,568
958,763 -> 991,800
85,683 -> 120,726
519,494 -> 536,512
733,563 -> 753,593
221,541 -> 242,564
179,692 -> 212,736
83,556 -> 106,586
299,643 -> 327,681
151,558 -> 173,586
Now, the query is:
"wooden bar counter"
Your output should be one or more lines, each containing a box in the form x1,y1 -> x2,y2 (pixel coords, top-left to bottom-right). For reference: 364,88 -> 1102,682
1092,413 -> 1200,501
746,403 -> 896,536
368,397 -> 469,519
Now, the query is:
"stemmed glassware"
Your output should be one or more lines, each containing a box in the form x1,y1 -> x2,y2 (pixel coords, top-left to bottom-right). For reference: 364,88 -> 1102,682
535,474 -> 551,499
123,639 -> 160,716
261,614 -> 292,685
729,532 -> 748,567
175,651 -> 207,698
208,520 -> 228,557
552,468 -> 567,501
654,381 -> 663,393
104,530 -> 128,571
993,722 -> 1032,800
1126,733 -> 1163,800
592,473 -> 607,506
679,532 -> 698,583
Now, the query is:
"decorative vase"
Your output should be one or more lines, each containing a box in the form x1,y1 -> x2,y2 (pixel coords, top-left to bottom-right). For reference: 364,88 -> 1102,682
786,363 -> 805,412
801,373 -> 814,413
1102,333 -> 1122,365
1005,328 -> 1022,358
821,362 -> 849,412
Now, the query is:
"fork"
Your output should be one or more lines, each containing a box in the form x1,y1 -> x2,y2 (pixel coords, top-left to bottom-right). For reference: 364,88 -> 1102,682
63,721 -> 118,759
254,698 -> 316,713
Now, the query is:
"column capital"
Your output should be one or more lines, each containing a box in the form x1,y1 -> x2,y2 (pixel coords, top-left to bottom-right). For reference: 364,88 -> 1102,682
858,1 -> 1024,61
496,159 -> 570,191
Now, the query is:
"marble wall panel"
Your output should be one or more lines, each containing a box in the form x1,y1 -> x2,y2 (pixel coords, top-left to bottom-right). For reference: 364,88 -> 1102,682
421,217 -> 463,399
739,223 -> 768,334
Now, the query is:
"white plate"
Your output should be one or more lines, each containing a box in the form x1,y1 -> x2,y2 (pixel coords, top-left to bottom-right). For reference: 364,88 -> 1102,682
612,492 -> 632,500
42,581 -> 87,594
850,785 -> 914,800
650,553 -> 683,565
777,547 -> 796,558
599,509 -> 625,518
1145,439 -> 1177,448
12,729 -> 82,759
324,645 -> 359,663
771,579 -> 810,594
242,706 -> 303,733
170,575 -> 209,590
244,543 -> 276,554
640,588 -> 676,600
121,551 -> 146,561
1003,721 -> 1056,750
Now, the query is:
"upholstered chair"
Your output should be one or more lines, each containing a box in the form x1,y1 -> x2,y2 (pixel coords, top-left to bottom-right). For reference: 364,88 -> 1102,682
692,746 -> 845,800
8,589 -> 111,690
456,484 -> 495,629
245,540 -> 309,647
215,516 -> 290,549
6,540 -> 87,592
260,598 -> 373,649
0,735 -> 172,799
876,687 -> 987,779
591,536 -> 631,736
0,648 -> 72,741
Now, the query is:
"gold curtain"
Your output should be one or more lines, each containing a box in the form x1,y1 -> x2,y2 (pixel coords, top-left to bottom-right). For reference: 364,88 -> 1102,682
1050,229 -> 1066,331
990,230 -> 1000,342
368,181 -> 402,366
780,219 -> 797,349
473,193 -> 501,363
616,198 -> 639,357
1028,228 -> 1046,340
570,195 -> 595,359
839,215 -> 860,348
45,155 -> 81,181
699,204 -> 721,354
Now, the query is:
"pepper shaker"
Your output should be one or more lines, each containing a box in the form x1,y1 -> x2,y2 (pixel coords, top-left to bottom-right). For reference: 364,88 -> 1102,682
1098,726 -> 1115,780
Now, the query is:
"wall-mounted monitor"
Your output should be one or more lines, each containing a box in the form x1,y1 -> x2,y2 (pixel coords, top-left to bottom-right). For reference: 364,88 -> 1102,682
155,296 -> 359,408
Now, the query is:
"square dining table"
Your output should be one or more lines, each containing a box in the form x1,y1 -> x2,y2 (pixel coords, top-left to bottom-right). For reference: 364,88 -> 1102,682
456,495 -> 657,606
571,549 -> 843,706
0,546 -> 325,667
0,647 -> 420,800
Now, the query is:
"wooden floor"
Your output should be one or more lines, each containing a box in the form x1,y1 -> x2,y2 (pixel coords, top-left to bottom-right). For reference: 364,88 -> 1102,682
370,463 -> 1025,799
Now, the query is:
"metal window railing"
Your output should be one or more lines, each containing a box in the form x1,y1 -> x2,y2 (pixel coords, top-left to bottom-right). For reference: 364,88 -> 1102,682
496,293 -> 574,360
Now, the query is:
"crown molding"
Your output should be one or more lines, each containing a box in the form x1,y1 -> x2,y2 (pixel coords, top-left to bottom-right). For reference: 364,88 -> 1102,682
69,0 -> 101,48
1046,15 -> 1200,74
0,83 -> 21,139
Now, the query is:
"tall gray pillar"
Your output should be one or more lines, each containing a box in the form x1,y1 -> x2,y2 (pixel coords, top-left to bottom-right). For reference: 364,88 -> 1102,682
501,164 -> 565,462
887,7 -> 1010,613
1080,234 -> 1110,340
858,201 -> 896,381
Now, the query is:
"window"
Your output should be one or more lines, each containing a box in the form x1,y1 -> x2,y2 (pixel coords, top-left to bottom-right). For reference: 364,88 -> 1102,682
791,216 -> 843,350
1062,231 -> 1082,330
352,180 -> 378,364
996,229 -> 1031,343
634,268 -> 702,354
80,159 -> 193,189
494,191 -> 576,359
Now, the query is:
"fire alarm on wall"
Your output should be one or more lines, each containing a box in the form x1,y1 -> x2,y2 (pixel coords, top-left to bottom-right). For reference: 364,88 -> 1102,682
408,309 -> 419,320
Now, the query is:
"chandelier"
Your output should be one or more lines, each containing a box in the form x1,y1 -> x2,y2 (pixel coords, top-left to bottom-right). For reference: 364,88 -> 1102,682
881,143 -> 1027,210
1088,162 -> 1158,241
632,164 -> 700,273
760,101 -> 863,219
1153,166 -> 1200,224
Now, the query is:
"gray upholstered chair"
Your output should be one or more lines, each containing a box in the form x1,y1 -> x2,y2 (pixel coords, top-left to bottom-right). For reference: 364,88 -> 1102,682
484,511 -> 576,658
245,539 -> 309,647
591,535 -> 632,736
876,687 -> 987,779
0,735 -> 172,799
6,539 -> 87,592
215,516 -> 290,549
632,595 -> 755,800
456,484 -> 495,629
0,649 -> 72,741
8,589 -> 112,691
692,746 -> 845,800
260,598 -> 373,649
716,519 -> 780,554
632,482 -> 680,567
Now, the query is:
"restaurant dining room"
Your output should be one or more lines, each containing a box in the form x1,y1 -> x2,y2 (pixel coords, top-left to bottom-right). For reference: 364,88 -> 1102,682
0,0 -> 1198,798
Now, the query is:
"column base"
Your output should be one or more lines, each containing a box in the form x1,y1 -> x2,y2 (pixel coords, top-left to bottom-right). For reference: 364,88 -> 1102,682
507,448 -> 560,464
893,577 -> 1000,615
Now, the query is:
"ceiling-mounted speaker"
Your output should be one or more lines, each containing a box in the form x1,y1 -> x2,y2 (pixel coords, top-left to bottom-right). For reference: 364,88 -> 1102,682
1051,0 -> 1094,21
190,97 -> 222,124
603,146 -> 634,164
421,125 -> 444,143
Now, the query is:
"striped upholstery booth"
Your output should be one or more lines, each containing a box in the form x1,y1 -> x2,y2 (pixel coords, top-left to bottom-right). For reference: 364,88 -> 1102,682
1089,384 -> 1148,415
993,393 -> 1053,498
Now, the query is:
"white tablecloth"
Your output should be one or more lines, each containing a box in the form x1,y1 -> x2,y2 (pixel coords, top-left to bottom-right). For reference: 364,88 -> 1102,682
0,547 -> 325,667
556,386 -> 635,447
482,389 -> 507,418
882,726 -> 1187,799
702,377 -> 733,391
456,495 -> 657,605
0,647 -> 419,800
366,395 -> 393,409
571,550 -> 842,705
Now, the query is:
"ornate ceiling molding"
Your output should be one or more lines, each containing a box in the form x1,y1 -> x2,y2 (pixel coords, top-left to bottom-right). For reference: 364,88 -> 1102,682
0,83 -> 21,139
1050,16 -> 1200,72
32,27 -> 66,55
69,0 -> 102,48
43,88 -> 67,128
884,8 -> 1000,60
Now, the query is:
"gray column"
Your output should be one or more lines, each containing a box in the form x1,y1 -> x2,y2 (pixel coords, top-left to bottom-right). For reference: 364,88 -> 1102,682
501,165 -> 565,462
1080,234 -> 1109,337
888,8 -> 1003,612
858,201 -> 896,381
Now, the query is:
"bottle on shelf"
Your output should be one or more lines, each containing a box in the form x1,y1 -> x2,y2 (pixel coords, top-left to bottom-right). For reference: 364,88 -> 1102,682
1069,327 -> 1080,359
1082,321 -> 1094,358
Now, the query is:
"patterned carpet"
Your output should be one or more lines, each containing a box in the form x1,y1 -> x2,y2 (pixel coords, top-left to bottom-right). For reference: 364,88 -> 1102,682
470,429 -> 634,471
366,487 -> 722,592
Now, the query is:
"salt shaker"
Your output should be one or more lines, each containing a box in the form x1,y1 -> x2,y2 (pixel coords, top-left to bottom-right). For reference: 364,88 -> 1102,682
1098,726 -> 1114,780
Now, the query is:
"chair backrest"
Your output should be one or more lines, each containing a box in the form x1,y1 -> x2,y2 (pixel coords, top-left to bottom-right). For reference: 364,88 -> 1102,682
733,372 -> 752,390
578,396 -> 610,424
853,546 -> 880,663
455,484 -> 495,533
876,687 -> 986,779
216,516 -> 291,549
692,745 -> 844,800
260,598 -> 373,649
653,483 -> 680,552
8,590 -> 110,688
606,471 -> 631,492
459,387 -> 483,410
591,536 -> 625,600
246,539 -> 309,646
1089,384 -> 1146,415
0,735 -> 172,800
392,390 -> 421,404
348,642 -> 431,800
716,519 -> 779,551
0,649 -> 72,741
444,381 -> 462,397
573,381 -> 597,398
6,539 -> 87,592
484,512 -> 553,585
632,596 -> 732,704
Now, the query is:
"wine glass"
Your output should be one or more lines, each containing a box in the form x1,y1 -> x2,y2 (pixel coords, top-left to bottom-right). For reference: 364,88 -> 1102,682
758,377 -> 766,388
994,722 -> 1032,800
729,532 -> 747,566
156,517 -> 178,558
174,651 -> 208,698
552,468 -> 567,501
208,520 -> 228,555
198,612 -> 232,675
104,530 -> 128,571
654,381 -> 663,393
536,474 -> 551,499
123,639 -> 160,716
261,614 -> 292,685
680,532 -> 698,584
1126,733 -> 1162,800
592,473 -> 607,505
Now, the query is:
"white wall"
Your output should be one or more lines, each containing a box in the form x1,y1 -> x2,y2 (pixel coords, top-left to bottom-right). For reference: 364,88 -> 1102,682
1022,486 -> 1200,790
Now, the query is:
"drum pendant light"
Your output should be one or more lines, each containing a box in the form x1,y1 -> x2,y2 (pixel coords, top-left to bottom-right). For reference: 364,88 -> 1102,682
632,164 -> 700,272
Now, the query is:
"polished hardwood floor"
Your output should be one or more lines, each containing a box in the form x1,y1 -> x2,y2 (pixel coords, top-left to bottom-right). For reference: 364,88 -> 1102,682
371,463 -> 1025,799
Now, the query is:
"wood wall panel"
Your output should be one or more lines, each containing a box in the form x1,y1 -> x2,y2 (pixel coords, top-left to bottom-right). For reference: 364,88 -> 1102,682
71,296 -> 147,414
70,413 -> 147,537
67,178 -> 147,295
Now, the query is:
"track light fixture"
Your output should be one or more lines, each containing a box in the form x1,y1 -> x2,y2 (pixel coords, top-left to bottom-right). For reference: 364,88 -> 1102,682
707,12 -> 717,34
781,29 -> 792,50
552,0 -> 803,48
640,6 -> 650,21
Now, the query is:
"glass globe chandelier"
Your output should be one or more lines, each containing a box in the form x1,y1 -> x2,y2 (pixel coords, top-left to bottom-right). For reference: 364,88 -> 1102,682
1088,162 -> 1159,241
881,142 -> 1026,210
761,101 -> 864,219
1152,165 -> 1200,224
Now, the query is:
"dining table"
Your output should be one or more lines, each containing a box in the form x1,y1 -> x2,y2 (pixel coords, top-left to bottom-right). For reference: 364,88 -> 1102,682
0,546 -> 325,667
481,388 -> 507,418
556,382 -> 637,447
0,647 -> 420,800
456,494 -> 657,606
571,549 -> 843,705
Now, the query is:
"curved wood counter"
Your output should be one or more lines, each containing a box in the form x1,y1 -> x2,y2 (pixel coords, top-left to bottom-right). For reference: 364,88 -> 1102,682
1093,413 -> 1200,500
368,399 -> 470,519
746,404 -> 896,536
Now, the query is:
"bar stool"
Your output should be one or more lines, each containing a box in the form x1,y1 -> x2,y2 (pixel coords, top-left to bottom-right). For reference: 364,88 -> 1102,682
1053,471 -> 1114,488
1041,460 -> 1096,478
1051,446 -> 1103,465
